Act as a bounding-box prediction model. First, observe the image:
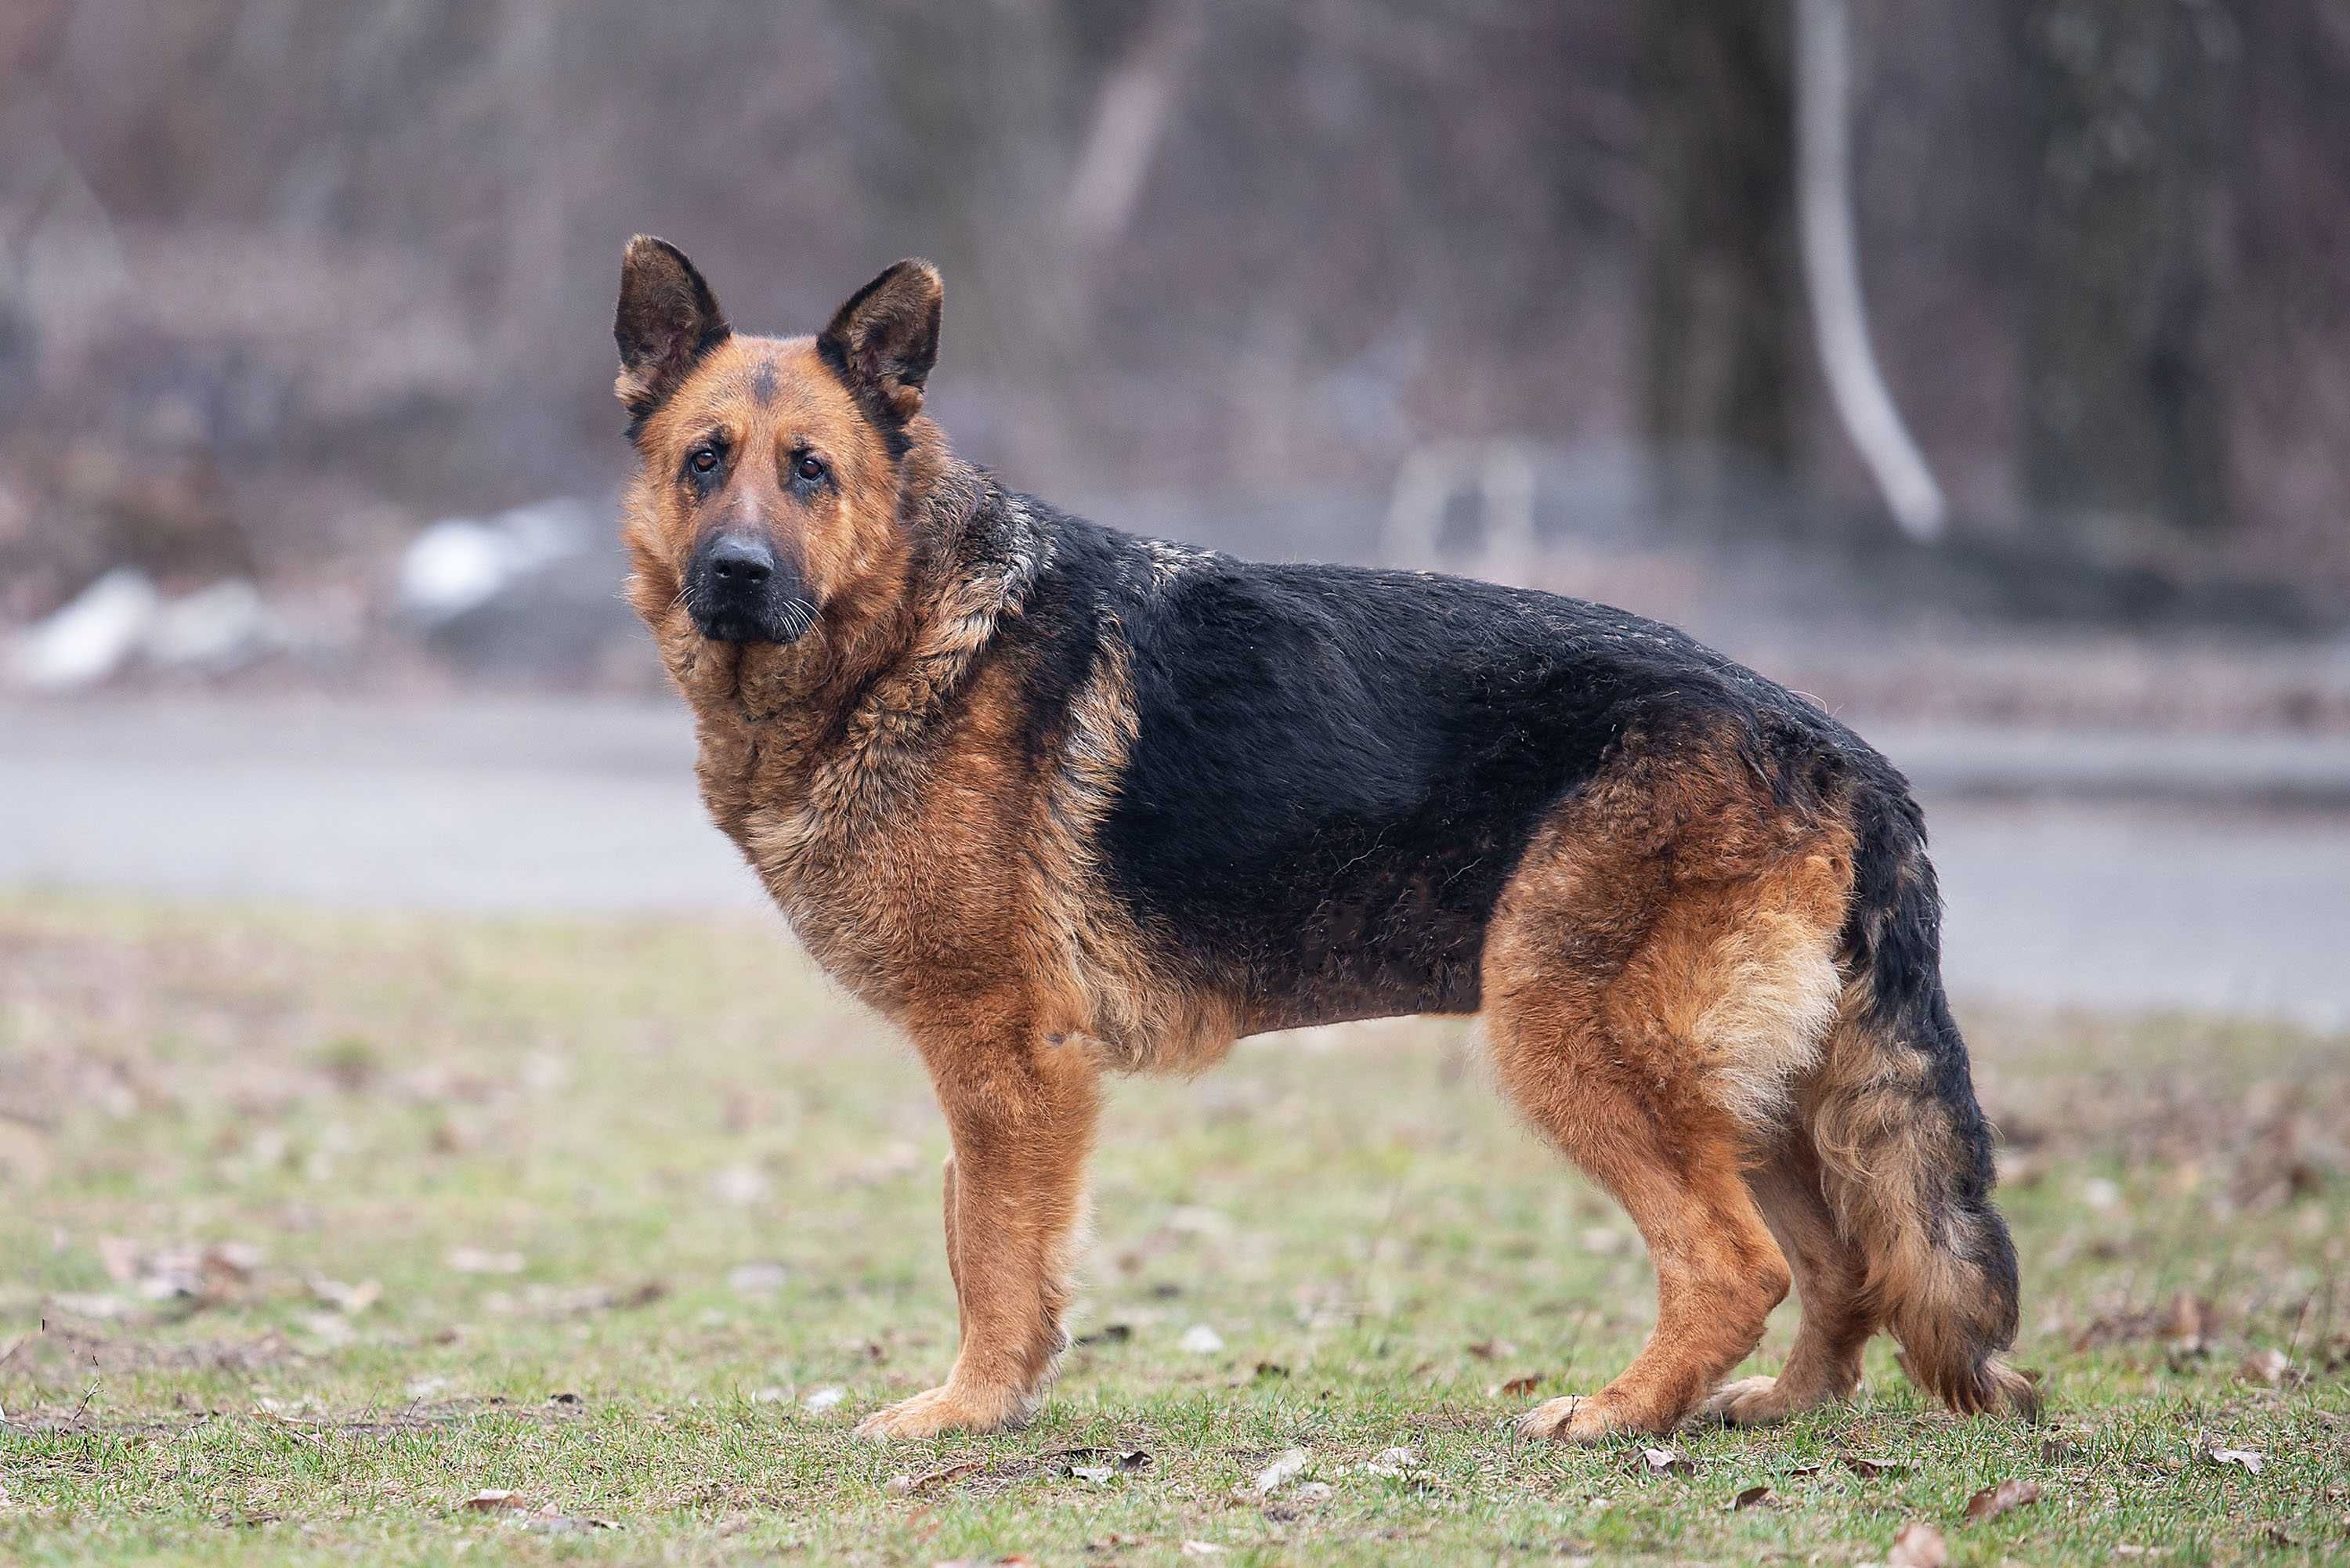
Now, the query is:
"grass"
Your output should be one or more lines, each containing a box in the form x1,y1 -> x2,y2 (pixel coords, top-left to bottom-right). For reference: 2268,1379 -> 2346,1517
2,891 -> 2347,1566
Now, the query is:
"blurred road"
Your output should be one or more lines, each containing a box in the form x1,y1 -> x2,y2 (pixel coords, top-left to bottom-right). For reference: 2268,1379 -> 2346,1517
4,698 -> 2347,1028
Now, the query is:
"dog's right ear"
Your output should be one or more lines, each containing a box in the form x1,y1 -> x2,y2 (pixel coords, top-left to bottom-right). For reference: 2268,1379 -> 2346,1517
615,236 -> 729,429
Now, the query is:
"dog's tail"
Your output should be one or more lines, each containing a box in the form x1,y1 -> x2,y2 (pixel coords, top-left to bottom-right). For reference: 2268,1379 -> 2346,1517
1809,775 -> 2037,1417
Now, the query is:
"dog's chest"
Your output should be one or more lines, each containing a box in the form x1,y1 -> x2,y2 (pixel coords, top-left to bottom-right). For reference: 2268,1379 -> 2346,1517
692,714 -> 1028,1017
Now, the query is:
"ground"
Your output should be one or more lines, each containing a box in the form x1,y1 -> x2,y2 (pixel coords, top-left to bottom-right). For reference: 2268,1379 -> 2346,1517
2,893 -> 2346,1566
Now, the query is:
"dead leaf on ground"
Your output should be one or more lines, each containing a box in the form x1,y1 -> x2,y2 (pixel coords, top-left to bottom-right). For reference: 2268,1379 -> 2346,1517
2237,1348 -> 2294,1387
514,1510 -> 622,1534
1842,1454 -> 1912,1479
1047,1447 -> 1152,1479
1729,1484 -> 1780,1511
446,1247 -> 524,1276
1888,1519 -> 1950,1568
884,1460 -> 982,1497
1964,1477 -> 2043,1523
461,1489 -> 532,1512
1632,1446 -> 1694,1478
306,1276 -> 381,1315
1253,1448 -> 1310,1494
2204,1445 -> 2265,1475
1498,1375 -> 1542,1397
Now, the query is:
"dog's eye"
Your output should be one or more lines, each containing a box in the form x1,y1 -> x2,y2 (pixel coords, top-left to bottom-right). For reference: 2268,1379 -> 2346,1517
689,446 -> 720,475
796,454 -> 826,482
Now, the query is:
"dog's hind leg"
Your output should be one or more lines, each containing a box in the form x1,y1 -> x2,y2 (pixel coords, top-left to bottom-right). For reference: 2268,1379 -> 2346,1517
1483,761 -> 1857,1443
858,1012 -> 1101,1440
1703,1132 -> 1875,1425
1486,969 -> 1792,1441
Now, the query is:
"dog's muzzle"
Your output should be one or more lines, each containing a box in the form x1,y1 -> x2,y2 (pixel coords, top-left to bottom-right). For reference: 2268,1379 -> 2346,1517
686,529 -> 810,644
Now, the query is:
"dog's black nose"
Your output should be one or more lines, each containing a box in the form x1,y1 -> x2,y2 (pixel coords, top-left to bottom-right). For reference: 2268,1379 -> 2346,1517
705,533 -> 773,585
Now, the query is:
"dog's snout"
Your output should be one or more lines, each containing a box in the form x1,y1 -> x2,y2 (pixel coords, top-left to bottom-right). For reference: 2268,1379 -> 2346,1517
705,533 -> 773,586
686,527 -> 805,643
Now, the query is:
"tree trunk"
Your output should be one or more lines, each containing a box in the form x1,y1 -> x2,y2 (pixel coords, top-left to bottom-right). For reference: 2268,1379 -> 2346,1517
2017,0 -> 2240,532
1640,0 -> 1803,497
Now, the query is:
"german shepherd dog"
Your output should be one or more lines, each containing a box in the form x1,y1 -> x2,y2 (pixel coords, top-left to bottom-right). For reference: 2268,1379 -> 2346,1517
613,239 -> 2036,1443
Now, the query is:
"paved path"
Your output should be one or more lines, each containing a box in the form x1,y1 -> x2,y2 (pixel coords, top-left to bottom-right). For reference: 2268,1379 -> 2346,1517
4,698 -> 2346,1028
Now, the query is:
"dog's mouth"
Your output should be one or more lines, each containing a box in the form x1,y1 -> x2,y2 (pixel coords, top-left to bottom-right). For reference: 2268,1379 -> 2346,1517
691,598 -> 816,645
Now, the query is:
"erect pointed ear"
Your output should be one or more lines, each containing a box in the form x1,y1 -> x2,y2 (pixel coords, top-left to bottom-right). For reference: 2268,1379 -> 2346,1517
817,259 -> 942,427
614,236 -> 729,428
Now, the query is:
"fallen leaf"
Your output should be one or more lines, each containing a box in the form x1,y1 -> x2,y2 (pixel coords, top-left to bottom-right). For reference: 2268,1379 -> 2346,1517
2204,1445 -> 2265,1475
727,1261 -> 788,1297
1842,1454 -> 1912,1479
1963,1477 -> 2043,1523
307,1276 -> 381,1315
446,1247 -> 524,1276
1466,1339 -> 1515,1360
1634,1446 -> 1694,1478
709,1163 -> 770,1206
1888,1519 -> 1949,1568
2238,1348 -> 2293,1387
1252,1360 -> 1289,1379
1254,1448 -> 1310,1494
462,1489 -> 531,1512
1047,1447 -> 1152,1477
1499,1375 -> 1542,1396
1069,1464 -> 1113,1483
1729,1484 -> 1780,1510
515,1511 -> 621,1534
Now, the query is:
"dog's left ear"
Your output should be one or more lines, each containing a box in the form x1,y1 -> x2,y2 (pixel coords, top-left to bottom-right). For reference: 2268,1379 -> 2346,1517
819,259 -> 942,426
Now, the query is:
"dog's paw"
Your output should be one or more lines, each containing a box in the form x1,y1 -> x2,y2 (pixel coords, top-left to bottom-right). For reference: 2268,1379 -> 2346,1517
1699,1375 -> 1792,1428
1516,1393 -> 1629,1445
854,1384 -> 1025,1440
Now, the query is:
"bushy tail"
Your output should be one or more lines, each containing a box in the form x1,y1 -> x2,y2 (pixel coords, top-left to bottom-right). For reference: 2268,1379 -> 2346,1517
1810,779 -> 2039,1418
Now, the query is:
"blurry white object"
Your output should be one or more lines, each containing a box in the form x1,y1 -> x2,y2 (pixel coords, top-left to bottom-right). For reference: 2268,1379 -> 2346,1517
1797,0 -> 1947,542
9,567 -> 157,689
396,498 -> 589,623
143,578 -> 272,670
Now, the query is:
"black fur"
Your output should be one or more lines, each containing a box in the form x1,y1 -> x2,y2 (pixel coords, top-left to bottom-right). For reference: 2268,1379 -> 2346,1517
983,493 -> 1879,1031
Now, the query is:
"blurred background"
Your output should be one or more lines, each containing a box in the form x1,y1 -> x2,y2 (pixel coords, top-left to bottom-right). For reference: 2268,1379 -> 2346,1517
2,0 -> 2347,1024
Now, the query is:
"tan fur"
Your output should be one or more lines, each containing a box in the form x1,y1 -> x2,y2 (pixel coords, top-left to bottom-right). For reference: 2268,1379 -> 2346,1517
1480,735 -> 1856,1440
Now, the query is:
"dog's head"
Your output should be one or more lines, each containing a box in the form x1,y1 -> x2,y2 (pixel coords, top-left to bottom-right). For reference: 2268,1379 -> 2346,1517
614,238 -> 942,646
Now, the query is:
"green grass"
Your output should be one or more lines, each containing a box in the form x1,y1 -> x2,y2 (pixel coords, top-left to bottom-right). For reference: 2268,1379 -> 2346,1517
2,891 -> 2346,1566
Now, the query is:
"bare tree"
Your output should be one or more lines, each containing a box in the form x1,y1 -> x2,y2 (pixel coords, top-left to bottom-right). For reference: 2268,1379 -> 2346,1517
1639,0 -> 1802,508
2016,0 -> 2240,532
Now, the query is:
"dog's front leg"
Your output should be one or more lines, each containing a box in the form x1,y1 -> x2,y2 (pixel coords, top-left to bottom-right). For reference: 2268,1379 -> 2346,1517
856,1020 -> 1100,1439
